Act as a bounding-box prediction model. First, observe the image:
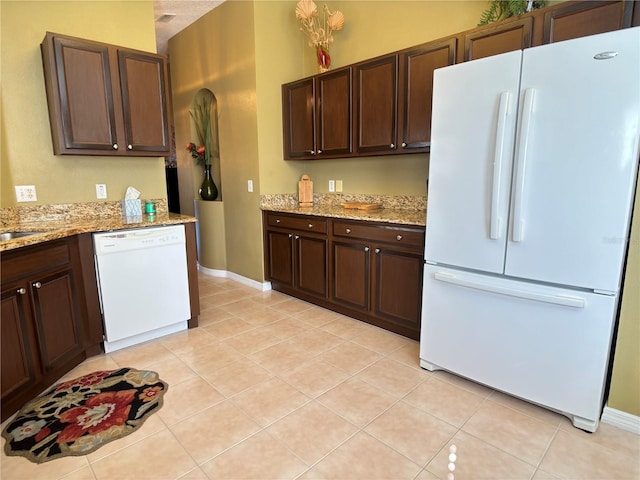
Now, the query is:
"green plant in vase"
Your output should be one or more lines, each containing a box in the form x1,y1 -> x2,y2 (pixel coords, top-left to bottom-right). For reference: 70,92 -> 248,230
188,90 -> 219,201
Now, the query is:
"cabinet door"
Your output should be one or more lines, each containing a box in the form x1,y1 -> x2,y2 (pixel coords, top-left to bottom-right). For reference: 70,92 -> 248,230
316,67 -> 352,157
355,55 -> 398,154
464,17 -> 533,61
118,50 -> 170,154
399,39 -> 456,151
282,78 -> 315,159
31,268 -> 83,373
1,287 -> 37,401
48,35 -> 119,153
542,1 -> 634,44
295,234 -> 328,299
267,230 -> 294,286
331,241 -> 370,311
372,246 -> 423,337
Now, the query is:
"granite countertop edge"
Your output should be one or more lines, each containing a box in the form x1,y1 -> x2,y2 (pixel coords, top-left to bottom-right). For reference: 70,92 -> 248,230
260,193 -> 427,227
0,200 -> 197,252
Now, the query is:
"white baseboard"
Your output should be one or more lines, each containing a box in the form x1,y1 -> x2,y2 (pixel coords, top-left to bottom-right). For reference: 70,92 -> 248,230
601,406 -> 640,435
197,265 -> 272,292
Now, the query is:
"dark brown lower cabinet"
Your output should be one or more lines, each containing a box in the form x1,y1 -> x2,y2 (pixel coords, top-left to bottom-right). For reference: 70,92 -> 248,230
264,212 -> 328,301
1,236 -> 103,422
264,212 -> 425,340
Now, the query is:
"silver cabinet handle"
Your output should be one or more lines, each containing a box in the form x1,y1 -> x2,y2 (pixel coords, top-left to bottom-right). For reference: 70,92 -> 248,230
17,288 -> 26,295
127,144 -> 133,150
345,228 -> 351,234
317,150 -> 322,154
364,246 -> 370,252
310,150 -> 315,155
396,234 -> 403,241
276,219 -> 281,223
33,282 -> 42,289
288,233 -> 292,238
308,224 -> 313,229
390,143 -> 395,149
402,142 -> 407,148
112,143 -> 118,150
295,235 -> 300,240
375,248 -> 381,253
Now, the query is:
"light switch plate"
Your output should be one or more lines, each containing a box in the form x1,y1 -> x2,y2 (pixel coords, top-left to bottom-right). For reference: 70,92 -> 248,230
96,184 -> 108,199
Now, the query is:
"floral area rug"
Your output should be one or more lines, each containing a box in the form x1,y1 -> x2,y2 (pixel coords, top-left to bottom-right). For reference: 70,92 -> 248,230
1,367 -> 167,464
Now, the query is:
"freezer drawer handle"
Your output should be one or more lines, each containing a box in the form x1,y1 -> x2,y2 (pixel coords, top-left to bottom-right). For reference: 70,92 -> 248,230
434,272 -> 585,308
490,91 -> 510,240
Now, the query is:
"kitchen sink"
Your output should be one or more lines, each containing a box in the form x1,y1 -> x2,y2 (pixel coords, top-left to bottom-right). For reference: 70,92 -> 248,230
0,231 -> 44,241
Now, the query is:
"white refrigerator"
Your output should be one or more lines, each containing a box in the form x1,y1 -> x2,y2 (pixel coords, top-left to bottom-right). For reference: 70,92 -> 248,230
420,27 -> 640,432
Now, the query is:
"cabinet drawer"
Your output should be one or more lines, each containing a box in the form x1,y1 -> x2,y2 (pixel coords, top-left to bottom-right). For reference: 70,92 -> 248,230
333,221 -> 424,247
267,213 -> 327,234
1,241 -> 71,282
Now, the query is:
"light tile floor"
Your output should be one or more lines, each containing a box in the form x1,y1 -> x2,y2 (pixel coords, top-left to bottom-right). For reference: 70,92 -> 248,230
2,274 -> 639,480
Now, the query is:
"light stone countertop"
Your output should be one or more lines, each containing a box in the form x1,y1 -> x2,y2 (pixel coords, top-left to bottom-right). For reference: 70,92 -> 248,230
0,200 -> 197,252
260,193 -> 427,227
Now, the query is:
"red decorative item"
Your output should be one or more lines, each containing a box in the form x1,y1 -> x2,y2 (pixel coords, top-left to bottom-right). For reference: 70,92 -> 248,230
316,45 -> 331,73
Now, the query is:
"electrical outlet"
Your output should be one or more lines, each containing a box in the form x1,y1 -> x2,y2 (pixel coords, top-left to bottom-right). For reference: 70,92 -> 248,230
96,184 -> 108,199
336,180 -> 343,192
15,185 -> 37,202
328,180 -> 335,192
248,180 -> 254,193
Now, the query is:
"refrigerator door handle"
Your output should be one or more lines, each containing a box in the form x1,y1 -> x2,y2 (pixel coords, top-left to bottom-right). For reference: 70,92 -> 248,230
490,91 -> 511,240
434,272 -> 586,308
512,88 -> 536,242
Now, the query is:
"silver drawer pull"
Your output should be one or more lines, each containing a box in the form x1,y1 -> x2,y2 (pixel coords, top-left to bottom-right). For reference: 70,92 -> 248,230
364,246 -> 370,252
288,234 -> 292,238
375,248 -> 381,253
295,235 -> 300,240
396,234 -> 403,241
345,228 -> 351,234
33,282 -> 42,289
17,288 -> 26,295
112,143 -> 118,150
308,224 -> 313,229
276,219 -> 281,223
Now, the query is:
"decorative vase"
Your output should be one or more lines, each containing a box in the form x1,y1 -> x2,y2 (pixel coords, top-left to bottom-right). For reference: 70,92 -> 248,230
199,164 -> 218,201
316,45 -> 331,73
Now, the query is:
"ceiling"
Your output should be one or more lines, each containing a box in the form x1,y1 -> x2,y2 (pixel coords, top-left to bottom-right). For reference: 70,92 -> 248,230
154,0 -> 225,55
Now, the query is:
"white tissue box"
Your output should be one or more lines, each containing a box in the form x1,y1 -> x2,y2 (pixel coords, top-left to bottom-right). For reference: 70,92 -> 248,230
121,199 -> 142,216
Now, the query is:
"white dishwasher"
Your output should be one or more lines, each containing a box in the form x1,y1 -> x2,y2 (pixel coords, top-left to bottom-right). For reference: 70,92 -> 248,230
93,225 -> 191,353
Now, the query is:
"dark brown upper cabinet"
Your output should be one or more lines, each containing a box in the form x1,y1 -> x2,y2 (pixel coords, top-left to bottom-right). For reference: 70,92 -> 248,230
282,67 -> 352,160
398,38 -> 456,151
281,1 -> 638,161
463,17 -> 533,61
542,1 -> 635,44
354,55 -> 399,155
41,32 -> 170,156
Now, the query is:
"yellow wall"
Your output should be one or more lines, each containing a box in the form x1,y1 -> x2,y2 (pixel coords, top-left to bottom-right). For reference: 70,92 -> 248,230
169,0 -> 263,280
609,186 -> 640,416
256,0 -> 488,196
0,1 -> 166,208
